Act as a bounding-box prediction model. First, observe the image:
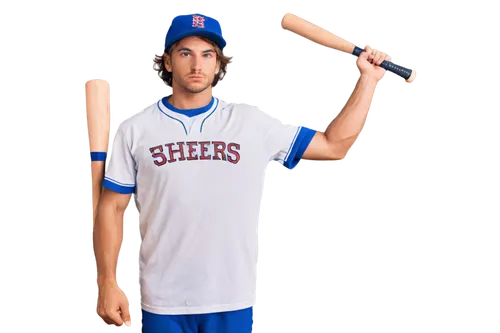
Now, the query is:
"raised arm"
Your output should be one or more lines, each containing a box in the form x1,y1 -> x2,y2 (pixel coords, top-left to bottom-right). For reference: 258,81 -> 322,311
93,187 -> 132,286
302,45 -> 390,160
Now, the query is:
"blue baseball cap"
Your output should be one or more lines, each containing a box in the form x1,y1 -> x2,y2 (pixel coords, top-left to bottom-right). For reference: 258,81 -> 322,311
164,13 -> 226,53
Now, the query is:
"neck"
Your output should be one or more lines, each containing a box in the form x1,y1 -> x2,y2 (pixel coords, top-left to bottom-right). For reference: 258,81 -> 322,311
169,84 -> 213,110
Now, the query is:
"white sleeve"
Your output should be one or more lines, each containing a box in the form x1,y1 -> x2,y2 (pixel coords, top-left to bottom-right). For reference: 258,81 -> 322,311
256,107 -> 316,170
102,126 -> 137,194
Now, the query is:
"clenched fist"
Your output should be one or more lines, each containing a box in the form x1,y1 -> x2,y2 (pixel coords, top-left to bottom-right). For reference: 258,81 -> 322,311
357,45 -> 392,82
95,281 -> 134,328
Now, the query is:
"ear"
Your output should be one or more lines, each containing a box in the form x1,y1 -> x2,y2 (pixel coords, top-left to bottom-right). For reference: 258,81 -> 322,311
215,60 -> 220,75
164,54 -> 172,72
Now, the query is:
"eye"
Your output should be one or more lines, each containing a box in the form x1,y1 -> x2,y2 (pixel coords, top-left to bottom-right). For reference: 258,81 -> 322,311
203,54 -> 212,58
181,52 -> 189,57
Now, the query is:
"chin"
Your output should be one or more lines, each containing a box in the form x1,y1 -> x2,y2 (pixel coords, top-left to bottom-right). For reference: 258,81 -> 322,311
185,81 -> 210,93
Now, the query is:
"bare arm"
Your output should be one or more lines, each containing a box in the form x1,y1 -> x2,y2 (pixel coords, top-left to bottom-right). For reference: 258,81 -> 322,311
324,74 -> 378,153
302,75 -> 377,160
90,161 -> 106,223
93,187 -> 132,286
302,46 -> 390,160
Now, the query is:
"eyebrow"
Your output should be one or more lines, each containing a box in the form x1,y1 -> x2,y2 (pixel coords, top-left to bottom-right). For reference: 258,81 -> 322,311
177,47 -> 215,53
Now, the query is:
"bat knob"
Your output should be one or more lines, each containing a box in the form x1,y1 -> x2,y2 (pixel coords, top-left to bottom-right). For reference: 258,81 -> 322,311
405,70 -> 417,84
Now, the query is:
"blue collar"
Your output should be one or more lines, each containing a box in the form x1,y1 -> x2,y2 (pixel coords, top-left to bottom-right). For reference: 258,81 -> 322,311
161,95 -> 215,117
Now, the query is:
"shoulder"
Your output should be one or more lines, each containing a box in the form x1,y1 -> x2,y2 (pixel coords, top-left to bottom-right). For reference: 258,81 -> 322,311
113,98 -> 160,133
218,99 -> 272,121
114,101 -> 158,144
216,97 -> 256,112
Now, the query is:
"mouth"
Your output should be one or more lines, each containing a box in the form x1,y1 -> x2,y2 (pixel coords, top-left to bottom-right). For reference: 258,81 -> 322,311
188,76 -> 204,80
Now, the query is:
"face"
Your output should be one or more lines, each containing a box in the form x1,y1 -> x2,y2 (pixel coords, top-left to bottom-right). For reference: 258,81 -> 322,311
165,36 -> 220,94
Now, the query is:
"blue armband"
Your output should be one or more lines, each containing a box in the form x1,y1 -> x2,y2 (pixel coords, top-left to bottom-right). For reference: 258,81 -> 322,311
89,152 -> 108,161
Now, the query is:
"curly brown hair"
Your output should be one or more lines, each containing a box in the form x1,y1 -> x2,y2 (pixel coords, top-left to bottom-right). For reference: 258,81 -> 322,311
153,36 -> 233,87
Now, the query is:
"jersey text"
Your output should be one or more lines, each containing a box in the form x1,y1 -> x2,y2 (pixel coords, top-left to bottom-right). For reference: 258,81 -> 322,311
149,141 -> 241,165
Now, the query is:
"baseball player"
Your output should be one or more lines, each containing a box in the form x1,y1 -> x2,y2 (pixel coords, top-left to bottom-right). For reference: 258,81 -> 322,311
93,13 -> 390,333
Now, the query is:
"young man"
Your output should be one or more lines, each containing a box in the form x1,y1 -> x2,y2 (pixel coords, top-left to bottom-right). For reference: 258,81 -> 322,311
93,13 -> 390,333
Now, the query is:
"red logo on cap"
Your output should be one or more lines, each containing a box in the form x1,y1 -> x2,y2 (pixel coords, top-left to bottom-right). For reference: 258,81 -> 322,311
192,15 -> 205,28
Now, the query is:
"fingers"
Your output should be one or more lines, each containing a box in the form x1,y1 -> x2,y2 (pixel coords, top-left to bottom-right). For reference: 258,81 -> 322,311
365,46 -> 378,63
98,305 -> 122,326
374,51 -> 390,65
98,316 -> 119,327
374,51 -> 384,65
103,310 -> 125,327
363,45 -> 392,65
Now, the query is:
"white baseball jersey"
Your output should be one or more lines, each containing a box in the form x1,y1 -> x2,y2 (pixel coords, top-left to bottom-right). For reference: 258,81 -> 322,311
103,95 -> 316,315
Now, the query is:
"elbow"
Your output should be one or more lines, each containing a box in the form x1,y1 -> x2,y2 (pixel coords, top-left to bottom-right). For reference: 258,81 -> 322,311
329,133 -> 359,160
332,151 -> 347,160
325,145 -> 347,160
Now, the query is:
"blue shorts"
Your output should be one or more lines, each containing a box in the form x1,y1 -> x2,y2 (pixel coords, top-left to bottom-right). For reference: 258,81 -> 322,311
142,306 -> 253,333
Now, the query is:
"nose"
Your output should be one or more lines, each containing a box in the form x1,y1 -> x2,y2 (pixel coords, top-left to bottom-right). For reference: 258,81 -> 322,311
190,54 -> 203,73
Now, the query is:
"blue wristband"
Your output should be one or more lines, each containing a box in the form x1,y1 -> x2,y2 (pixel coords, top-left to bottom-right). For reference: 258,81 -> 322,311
89,152 -> 108,161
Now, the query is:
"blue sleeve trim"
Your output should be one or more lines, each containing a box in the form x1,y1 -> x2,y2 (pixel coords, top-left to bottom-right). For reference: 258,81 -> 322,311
90,152 -> 107,161
102,177 -> 136,194
283,127 -> 317,170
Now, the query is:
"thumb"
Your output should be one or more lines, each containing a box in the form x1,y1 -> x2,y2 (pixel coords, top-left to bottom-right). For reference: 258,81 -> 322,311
120,304 -> 131,327
364,45 -> 373,53
359,45 -> 371,60
359,51 -> 369,60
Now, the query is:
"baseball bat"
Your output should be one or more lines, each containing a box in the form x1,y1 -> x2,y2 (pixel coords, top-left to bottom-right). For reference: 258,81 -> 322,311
85,79 -> 110,226
281,13 -> 416,83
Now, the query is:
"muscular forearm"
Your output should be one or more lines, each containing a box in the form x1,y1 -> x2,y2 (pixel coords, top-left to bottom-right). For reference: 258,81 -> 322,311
93,201 -> 124,286
324,74 -> 378,150
90,161 -> 106,222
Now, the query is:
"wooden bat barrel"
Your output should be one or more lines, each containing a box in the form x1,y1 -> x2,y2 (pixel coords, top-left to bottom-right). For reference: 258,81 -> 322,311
281,13 -> 356,53
281,13 -> 416,82
85,79 -> 110,226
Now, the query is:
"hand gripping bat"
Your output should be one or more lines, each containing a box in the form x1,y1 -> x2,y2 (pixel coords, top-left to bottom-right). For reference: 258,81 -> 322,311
85,79 -> 110,226
281,13 -> 416,82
